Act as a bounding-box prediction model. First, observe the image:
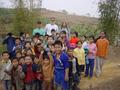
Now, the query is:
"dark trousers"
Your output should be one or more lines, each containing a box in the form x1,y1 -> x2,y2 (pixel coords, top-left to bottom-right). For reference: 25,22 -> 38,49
3,80 -> 12,90
85,59 -> 94,78
78,65 -> 85,76
35,80 -> 42,90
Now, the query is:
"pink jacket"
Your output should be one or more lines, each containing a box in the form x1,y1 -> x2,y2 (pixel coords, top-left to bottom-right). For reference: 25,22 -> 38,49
88,43 -> 97,59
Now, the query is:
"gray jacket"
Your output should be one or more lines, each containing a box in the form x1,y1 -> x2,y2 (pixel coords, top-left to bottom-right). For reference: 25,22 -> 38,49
0,60 -> 12,81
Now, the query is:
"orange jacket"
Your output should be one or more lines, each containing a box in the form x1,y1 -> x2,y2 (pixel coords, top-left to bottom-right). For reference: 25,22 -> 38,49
96,38 -> 109,57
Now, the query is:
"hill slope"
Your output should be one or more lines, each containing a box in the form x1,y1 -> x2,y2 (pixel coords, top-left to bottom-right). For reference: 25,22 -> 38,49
40,8 -> 98,25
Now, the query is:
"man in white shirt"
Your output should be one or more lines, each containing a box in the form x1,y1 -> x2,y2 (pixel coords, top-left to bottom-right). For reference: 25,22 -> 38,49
45,17 -> 59,36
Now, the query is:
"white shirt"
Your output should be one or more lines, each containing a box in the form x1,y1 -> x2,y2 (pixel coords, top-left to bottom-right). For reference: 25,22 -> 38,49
82,41 -> 89,49
45,24 -> 59,36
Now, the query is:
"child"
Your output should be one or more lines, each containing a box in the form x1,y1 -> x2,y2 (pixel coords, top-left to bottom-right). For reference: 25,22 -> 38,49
22,41 -> 35,55
69,31 -> 79,49
85,36 -> 97,78
19,57 -> 25,65
45,36 -> 54,52
0,51 -> 12,90
3,33 -> 15,58
42,51 -> 54,90
22,56 -> 37,90
11,57 -> 25,90
13,38 -> 23,56
67,49 -> 79,90
73,41 -> 85,76
16,51 -> 22,59
60,31 -> 69,51
34,57 -> 43,90
51,29 -> 57,40
34,43 -> 43,58
25,33 -> 32,42
53,40 -> 69,90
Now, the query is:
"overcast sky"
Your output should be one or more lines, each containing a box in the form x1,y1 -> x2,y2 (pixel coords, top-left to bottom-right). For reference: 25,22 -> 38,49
0,0 -> 100,17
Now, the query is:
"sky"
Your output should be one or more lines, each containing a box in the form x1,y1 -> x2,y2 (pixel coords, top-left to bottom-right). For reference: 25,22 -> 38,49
0,0 -> 100,17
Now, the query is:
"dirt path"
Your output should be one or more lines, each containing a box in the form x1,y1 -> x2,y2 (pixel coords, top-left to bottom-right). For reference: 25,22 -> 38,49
79,46 -> 120,90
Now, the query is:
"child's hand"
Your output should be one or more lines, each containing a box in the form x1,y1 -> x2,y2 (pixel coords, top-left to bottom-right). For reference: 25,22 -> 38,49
41,50 -> 44,54
18,65 -> 22,72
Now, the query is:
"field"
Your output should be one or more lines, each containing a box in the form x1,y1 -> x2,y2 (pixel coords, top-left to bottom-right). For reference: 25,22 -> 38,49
0,8 -> 120,90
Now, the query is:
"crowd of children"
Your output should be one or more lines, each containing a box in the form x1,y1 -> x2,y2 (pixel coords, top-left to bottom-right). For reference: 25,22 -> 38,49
0,17 -> 109,90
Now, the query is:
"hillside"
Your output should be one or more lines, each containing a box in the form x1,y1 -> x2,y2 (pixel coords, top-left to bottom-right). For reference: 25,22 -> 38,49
40,8 -> 98,25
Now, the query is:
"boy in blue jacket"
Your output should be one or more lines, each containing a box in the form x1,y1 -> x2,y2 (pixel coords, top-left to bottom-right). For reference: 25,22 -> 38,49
53,40 -> 69,90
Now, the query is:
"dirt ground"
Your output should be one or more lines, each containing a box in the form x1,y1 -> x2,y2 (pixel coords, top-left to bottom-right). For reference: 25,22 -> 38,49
0,46 -> 120,90
79,46 -> 120,90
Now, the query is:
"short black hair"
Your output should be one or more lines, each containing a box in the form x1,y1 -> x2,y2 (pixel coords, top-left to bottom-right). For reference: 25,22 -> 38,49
73,31 -> 78,37
19,56 -> 25,60
25,41 -> 31,45
61,31 -> 66,34
37,21 -> 42,24
51,29 -> 56,32
7,33 -> 13,37
77,41 -> 82,44
20,32 -> 25,36
54,40 -> 63,47
11,57 -> 18,62
42,51 -> 50,60
35,33 -> 40,36
16,51 -> 22,54
2,51 -> 9,56
15,37 -> 21,41
89,35 -> 95,41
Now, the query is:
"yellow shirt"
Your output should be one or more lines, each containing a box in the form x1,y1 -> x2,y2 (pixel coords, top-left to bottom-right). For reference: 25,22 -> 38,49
73,48 -> 85,65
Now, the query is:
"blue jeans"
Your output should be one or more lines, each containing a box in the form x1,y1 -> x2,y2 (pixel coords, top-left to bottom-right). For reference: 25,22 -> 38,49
3,80 -> 12,90
85,59 -> 94,78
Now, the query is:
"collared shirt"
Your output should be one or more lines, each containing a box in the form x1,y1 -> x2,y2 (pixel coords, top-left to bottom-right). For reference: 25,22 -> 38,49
33,28 -> 45,36
45,24 -> 59,36
73,48 -> 85,65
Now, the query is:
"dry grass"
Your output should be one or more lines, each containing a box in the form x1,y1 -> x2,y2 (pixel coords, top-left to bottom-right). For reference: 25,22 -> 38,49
79,46 -> 120,90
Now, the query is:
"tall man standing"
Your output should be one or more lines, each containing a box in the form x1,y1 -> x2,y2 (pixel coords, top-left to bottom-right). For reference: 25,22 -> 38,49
96,32 -> 109,77
45,17 -> 59,36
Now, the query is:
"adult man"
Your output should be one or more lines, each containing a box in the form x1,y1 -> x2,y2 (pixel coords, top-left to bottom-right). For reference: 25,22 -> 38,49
45,17 -> 59,36
96,32 -> 109,77
32,21 -> 45,36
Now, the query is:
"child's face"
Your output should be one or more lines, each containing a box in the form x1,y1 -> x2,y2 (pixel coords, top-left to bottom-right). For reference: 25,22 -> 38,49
26,50 -> 33,56
89,38 -> 94,43
25,43 -> 31,48
77,42 -> 82,48
16,53 -> 22,58
68,49 -> 73,56
54,44 -> 62,54
19,58 -> 25,65
2,53 -> 9,61
43,59 -> 50,66
48,37 -> 54,44
37,45 -> 42,51
61,33 -> 66,38
15,39 -> 21,45
72,33 -> 76,38
12,59 -> 19,67
51,31 -> 56,36
26,33 -> 30,38
25,56 -> 32,65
